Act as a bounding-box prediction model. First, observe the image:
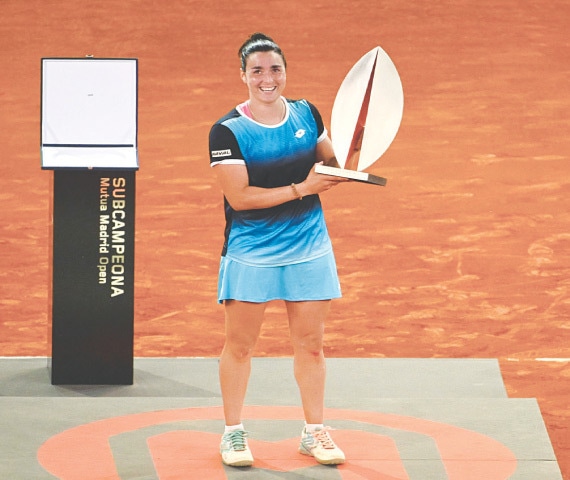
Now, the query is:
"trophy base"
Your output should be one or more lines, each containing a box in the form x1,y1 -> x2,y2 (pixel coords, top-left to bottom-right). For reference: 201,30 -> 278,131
315,164 -> 387,186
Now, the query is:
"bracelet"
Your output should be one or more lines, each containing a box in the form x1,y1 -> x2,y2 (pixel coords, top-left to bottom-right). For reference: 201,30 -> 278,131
290,183 -> 303,200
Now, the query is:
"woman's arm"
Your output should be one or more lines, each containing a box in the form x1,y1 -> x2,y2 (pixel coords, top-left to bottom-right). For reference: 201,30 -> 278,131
214,151 -> 348,212
214,164 -> 302,211
316,136 -> 342,168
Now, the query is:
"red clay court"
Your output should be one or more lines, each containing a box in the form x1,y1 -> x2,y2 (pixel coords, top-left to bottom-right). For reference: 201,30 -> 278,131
1,0 -> 569,478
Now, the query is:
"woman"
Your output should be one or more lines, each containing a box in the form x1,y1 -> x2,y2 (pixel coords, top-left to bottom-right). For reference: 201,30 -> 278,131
209,32 -> 347,468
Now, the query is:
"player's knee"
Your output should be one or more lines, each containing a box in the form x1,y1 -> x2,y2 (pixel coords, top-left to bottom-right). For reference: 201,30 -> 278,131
293,333 -> 323,357
226,339 -> 256,361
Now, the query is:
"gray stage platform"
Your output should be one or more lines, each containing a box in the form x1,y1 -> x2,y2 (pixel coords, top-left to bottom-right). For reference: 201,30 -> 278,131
0,357 -> 562,479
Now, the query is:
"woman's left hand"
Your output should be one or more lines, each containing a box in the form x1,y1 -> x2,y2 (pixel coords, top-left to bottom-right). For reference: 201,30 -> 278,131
298,162 -> 350,197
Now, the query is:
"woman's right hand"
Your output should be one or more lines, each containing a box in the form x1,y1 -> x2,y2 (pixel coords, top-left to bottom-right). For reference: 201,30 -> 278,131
299,162 -> 350,197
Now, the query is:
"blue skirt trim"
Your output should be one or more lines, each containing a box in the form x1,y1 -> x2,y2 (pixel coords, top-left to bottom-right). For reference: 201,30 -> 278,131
217,251 -> 342,304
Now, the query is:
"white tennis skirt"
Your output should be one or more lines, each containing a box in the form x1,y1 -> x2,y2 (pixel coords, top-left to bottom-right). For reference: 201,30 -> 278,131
217,251 -> 342,304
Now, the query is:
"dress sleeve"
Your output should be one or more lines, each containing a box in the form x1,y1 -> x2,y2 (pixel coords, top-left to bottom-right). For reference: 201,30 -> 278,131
208,123 -> 246,167
306,101 -> 328,142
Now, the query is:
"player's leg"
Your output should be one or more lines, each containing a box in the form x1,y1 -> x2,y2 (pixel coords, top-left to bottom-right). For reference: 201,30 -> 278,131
218,300 -> 266,466
286,300 -> 345,465
286,300 -> 329,424
219,299 -> 266,425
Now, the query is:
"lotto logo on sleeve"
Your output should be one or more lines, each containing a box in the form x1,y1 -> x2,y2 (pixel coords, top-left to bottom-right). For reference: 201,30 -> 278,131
211,149 -> 232,158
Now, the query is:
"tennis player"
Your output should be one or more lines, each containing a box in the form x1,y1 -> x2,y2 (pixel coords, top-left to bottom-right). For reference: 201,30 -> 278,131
209,32 -> 347,467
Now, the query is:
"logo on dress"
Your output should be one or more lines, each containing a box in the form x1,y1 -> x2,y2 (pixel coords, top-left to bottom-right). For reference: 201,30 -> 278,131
294,129 -> 306,139
212,149 -> 231,158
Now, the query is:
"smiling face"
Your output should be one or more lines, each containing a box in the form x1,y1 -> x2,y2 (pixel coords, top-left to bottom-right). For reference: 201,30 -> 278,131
241,51 -> 286,106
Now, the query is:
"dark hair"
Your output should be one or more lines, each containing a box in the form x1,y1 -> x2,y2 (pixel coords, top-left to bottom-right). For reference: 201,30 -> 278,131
238,32 -> 287,71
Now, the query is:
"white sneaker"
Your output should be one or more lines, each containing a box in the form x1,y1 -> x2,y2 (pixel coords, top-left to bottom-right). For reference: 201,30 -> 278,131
299,426 -> 345,465
220,430 -> 254,467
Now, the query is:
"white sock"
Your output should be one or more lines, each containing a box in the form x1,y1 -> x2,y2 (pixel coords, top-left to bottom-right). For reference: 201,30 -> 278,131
305,423 -> 324,433
224,423 -> 245,434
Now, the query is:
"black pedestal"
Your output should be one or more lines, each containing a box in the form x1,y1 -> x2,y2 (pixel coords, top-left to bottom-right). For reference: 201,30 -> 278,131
49,170 -> 135,385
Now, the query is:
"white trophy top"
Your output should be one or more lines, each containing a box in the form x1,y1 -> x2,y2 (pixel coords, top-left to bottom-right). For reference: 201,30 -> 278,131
331,46 -> 403,172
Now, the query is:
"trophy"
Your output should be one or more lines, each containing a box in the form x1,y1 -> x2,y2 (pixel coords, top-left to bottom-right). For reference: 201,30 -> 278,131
316,46 -> 404,186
